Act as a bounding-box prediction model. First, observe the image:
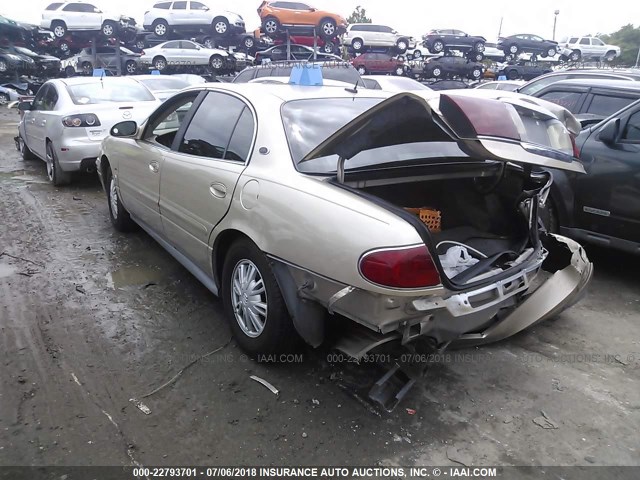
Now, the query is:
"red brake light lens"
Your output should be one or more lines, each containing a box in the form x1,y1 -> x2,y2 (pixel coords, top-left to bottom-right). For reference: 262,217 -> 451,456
439,94 -> 520,140
359,246 -> 441,289
571,135 -> 580,158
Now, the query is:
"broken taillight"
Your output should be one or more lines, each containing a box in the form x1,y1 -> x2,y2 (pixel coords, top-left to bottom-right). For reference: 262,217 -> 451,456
359,246 -> 441,289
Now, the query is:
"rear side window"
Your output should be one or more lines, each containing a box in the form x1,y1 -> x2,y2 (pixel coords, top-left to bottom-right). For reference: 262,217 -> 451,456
46,2 -> 63,10
173,1 -> 187,9
622,111 -> 640,141
179,92 -> 253,162
587,94 -> 638,117
569,37 -> 578,43
154,2 -> 171,8
538,90 -> 583,112
579,38 -> 590,45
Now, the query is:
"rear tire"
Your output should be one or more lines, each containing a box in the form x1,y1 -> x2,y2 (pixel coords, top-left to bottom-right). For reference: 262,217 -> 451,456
242,36 -> 255,50
507,69 -> 519,80
106,164 -> 136,232
508,43 -> 519,55
431,66 -> 442,78
153,56 -> 167,71
153,19 -> 169,38
125,60 -> 137,74
395,39 -> 408,54
81,61 -> 93,75
431,39 -> 444,53
51,21 -> 67,38
45,141 -> 71,186
351,38 -> 364,52
569,50 -> 581,62
64,65 -> 75,77
222,238 -> 300,355
209,54 -> 224,70
469,67 -> 482,80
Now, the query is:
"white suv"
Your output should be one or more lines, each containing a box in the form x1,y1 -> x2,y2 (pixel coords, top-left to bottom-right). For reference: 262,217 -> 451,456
344,23 -> 415,54
562,36 -> 621,62
143,1 -> 245,38
41,1 -> 136,38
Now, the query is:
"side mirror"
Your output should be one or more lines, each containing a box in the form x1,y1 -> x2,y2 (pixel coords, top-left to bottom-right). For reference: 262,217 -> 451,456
111,121 -> 138,137
18,101 -> 32,111
598,118 -> 619,145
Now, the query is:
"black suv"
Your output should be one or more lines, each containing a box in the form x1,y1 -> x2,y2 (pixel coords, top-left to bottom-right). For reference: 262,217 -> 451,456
422,29 -> 485,55
498,34 -> 559,58
423,55 -> 483,80
543,98 -> 640,253
532,79 -> 640,128
1,46 -> 60,77
499,61 -> 552,81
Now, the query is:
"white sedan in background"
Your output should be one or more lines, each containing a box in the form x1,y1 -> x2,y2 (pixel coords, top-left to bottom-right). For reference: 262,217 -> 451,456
361,75 -> 432,91
17,77 -> 160,185
140,40 -> 230,72
131,75 -> 192,101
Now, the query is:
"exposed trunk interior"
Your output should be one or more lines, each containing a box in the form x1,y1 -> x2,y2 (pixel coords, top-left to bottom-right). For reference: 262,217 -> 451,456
348,162 -> 549,285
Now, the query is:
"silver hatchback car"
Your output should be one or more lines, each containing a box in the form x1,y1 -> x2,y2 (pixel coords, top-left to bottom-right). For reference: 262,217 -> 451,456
17,77 -> 160,185
97,83 -> 592,363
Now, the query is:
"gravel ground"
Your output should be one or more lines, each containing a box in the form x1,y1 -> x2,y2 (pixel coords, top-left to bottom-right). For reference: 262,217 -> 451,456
0,108 -> 639,470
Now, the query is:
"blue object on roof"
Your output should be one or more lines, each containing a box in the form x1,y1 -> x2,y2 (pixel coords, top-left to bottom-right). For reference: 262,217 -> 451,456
289,64 -> 323,86
92,68 -> 106,77
151,70 -> 161,75
497,75 -> 507,81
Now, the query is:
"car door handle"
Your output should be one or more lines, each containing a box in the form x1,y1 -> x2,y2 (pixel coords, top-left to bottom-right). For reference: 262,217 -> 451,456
209,182 -> 226,198
149,160 -> 159,173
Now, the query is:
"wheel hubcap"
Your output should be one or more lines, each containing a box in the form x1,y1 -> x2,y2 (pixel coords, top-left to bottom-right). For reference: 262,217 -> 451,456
266,21 -> 276,33
434,42 -> 443,51
433,68 -> 441,76
353,41 -> 361,49
398,42 -> 407,50
156,60 -> 166,69
46,147 -> 54,181
54,26 -> 65,37
211,58 -> 223,69
323,23 -> 334,35
127,63 -> 135,73
231,260 -> 267,337
104,25 -> 113,36
215,22 -> 227,34
156,24 -> 166,35
0,95 -> 7,104
109,177 -> 118,219
245,39 -> 253,48
510,45 -> 517,53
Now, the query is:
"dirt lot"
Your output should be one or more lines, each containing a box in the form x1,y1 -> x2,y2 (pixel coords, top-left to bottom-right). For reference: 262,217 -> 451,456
0,108 -> 639,469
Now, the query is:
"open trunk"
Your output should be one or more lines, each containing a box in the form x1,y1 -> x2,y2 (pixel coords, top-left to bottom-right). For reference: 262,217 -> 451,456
347,161 -> 549,287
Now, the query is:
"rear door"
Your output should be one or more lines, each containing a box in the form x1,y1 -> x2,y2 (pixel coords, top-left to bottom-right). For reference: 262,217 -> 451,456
159,91 -> 256,272
574,104 -> 640,242
23,85 -> 50,158
170,1 -> 189,25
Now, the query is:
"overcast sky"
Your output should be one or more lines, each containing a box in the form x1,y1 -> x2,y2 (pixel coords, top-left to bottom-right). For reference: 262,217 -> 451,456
3,0 -> 639,42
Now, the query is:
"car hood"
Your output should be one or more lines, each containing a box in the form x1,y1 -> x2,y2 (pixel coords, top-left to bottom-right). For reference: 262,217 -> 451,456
300,91 -> 584,173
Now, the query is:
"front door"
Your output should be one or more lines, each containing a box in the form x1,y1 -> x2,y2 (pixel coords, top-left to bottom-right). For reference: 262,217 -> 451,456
575,107 -> 640,242
117,91 -> 201,234
169,1 -> 189,25
159,91 -> 256,274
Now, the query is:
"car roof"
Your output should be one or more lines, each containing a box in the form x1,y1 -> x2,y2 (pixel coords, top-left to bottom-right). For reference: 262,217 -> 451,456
55,76 -> 145,87
541,78 -> 640,91
181,82 -> 391,102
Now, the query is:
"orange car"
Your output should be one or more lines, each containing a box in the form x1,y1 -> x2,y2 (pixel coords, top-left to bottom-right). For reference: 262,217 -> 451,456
257,1 -> 347,39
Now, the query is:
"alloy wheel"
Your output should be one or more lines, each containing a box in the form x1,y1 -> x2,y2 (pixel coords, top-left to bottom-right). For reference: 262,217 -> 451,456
154,58 -> 166,70
231,260 -> 267,338
210,56 -> 223,69
397,41 -> 407,51
265,20 -> 277,34
352,40 -> 362,50
509,45 -> 518,54
215,21 -> 227,34
54,25 -> 65,37
433,41 -> 444,52
0,94 -> 8,105
103,24 -> 114,36
46,145 -> 54,182
155,23 -> 167,36
109,177 -> 118,220
322,22 -> 335,36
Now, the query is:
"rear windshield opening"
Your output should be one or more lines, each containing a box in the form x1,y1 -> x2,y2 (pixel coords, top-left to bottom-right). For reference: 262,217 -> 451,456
66,80 -> 156,105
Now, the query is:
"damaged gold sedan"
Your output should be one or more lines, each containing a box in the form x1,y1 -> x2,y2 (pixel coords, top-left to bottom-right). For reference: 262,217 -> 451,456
98,83 -> 592,407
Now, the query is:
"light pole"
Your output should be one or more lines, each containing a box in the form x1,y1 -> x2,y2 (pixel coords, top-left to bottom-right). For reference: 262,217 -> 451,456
553,10 -> 560,41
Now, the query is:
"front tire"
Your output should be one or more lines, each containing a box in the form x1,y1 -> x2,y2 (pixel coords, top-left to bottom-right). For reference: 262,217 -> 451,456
319,18 -> 336,39
431,66 -> 442,78
222,239 -> 299,355
209,54 -> 224,70
431,39 -> 444,53
82,61 -> 93,75
469,67 -> 482,80
507,69 -> 519,80
125,60 -> 137,74
106,165 -> 136,232
395,39 -> 408,54
569,50 -> 581,62
45,141 -> 71,186
102,20 -> 117,37
153,56 -> 167,71
394,66 -> 405,76
262,16 -> 280,36
212,17 -> 229,36
351,38 -> 364,52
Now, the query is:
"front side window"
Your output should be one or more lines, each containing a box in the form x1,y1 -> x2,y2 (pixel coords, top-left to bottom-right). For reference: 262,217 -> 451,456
579,38 -> 590,45
178,92 -> 252,161
144,93 -> 198,148
62,3 -> 82,11
190,1 -> 208,10
538,90 -> 583,112
180,41 -> 197,49
46,2 -> 63,10
622,110 -> 640,142
592,38 -> 604,46
569,37 -> 578,43
587,94 -> 638,117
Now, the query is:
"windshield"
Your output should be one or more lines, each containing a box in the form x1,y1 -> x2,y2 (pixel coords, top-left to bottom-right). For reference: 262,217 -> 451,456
139,77 -> 190,91
282,98 -> 464,174
66,80 -> 156,105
